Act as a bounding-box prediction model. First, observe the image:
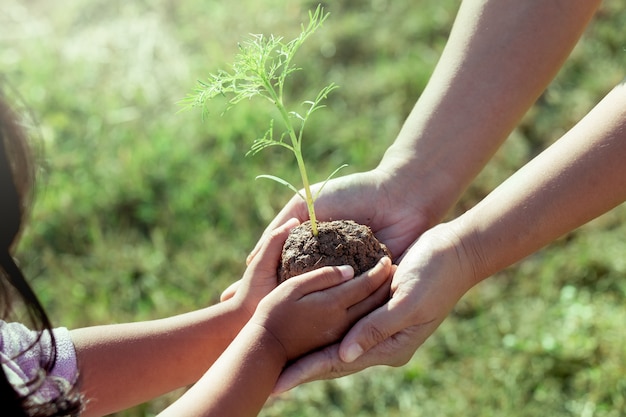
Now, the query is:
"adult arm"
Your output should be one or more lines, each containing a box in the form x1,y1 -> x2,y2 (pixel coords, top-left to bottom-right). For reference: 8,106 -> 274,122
452,80 -> 626,283
276,80 -> 626,392
247,0 -> 601,263
271,0 -> 605,391
378,0 -> 602,224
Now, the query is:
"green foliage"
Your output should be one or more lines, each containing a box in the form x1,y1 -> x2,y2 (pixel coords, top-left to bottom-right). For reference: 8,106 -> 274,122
185,5 -> 346,236
2,0 -> 626,416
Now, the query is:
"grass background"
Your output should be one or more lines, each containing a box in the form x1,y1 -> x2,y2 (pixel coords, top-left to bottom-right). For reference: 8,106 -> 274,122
2,0 -> 626,415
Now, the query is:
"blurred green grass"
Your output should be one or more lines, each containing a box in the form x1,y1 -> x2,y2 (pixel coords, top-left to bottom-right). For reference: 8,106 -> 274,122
2,0 -> 625,415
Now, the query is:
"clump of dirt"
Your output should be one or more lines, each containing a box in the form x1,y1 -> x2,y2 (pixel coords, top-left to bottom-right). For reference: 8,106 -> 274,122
278,219 -> 392,283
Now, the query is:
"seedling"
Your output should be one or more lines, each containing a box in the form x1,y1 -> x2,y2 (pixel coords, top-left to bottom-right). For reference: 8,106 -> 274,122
183,6 -> 345,236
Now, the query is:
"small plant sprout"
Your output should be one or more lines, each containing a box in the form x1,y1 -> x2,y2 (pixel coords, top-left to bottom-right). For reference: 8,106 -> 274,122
184,5 -> 345,237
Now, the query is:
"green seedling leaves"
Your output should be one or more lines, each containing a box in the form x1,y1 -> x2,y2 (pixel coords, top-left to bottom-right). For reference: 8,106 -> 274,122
185,5 -> 343,236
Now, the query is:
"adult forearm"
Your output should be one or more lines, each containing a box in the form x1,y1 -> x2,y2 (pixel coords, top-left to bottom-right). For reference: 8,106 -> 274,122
455,82 -> 626,283
379,0 -> 601,223
72,300 -> 248,417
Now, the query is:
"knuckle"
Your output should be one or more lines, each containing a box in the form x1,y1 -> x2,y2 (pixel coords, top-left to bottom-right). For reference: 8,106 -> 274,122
269,225 -> 286,241
327,360 -> 349,378
359,273 -> 378,294
365,323 -> 389,345
388,352 -> 412,367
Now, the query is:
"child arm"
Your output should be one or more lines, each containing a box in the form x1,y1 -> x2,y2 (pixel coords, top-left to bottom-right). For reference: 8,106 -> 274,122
159,257 -> 392,417
71,302 -> 246,416
71,219 -> 298,417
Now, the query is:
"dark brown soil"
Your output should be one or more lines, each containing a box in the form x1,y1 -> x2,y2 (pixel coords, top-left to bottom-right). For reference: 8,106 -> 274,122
278,219 -> 392,283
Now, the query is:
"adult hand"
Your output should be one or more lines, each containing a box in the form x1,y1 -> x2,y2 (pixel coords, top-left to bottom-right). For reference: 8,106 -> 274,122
273,223 -> 474,393
221,168 -> 435,302
249,168 -> 435,264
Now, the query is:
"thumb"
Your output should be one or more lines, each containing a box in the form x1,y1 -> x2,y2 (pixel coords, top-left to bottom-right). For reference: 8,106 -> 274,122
220,280 -> 240,302
246,199 -> 310,265
339,299 -> 406,363
273,347 -> 333,395
247,217 -> 300,274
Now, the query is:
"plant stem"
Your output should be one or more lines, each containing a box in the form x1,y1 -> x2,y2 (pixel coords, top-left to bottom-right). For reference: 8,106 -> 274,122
273,96 -> 319,236
293,139 -> 319,236
258,66 -> 318,235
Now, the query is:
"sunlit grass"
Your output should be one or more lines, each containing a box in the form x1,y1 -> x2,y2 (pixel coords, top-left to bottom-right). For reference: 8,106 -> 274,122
2,0 -> 625,415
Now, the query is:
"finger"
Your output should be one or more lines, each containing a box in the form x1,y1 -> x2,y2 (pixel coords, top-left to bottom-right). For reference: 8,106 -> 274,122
273,348 -> 333,395
346,273 -> 391,322
327,257 -> 391,307
282,264 -> 355,297
338,296 -> 411,363
273,343 -> 352,395
246,199 -> 309,265
248,218 -> 300,274
274,338 -> 388,395
220,280 -> 240,302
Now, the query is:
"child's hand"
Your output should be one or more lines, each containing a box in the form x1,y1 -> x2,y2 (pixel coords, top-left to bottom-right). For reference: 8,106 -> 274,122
230,218 -> 301,319
250,256 -> 392,362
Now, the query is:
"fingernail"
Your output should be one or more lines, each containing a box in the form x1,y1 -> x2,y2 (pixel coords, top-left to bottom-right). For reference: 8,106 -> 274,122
284,218 -> 300,230
338,265 -> 354,279
271,384 -> 286,396
342,343 -> 363,363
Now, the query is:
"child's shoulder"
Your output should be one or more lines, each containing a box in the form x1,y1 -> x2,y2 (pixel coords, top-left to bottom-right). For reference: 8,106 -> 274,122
0,320 -> 39,352
1,320 -> 78,400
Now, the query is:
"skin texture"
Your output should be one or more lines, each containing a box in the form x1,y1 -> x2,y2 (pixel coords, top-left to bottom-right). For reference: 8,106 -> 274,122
275,80 -> 626,391
71,218 -> 392,416
227,0 -> 606,394
160,257 -> 392,417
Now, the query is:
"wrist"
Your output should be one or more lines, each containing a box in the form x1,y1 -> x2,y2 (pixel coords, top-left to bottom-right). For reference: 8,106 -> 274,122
243,321 -> 289,366
442,213 -> 494,287
405,221 -> 481,296
220,298 -> 255,336
376,145 -> 460,227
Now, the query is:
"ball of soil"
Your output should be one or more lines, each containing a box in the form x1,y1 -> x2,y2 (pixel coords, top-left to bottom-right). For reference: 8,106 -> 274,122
278,219 -> 392,283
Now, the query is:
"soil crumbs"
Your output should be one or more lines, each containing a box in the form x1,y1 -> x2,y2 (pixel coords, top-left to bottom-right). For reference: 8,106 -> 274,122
278,219 -> 391,283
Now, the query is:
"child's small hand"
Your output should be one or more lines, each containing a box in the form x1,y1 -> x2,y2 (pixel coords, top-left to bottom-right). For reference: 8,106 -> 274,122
229,218 -> 301,319
250,256 -> 392,362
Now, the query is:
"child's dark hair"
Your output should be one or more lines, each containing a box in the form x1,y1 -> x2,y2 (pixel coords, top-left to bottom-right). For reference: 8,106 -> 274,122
0,89 -> 83,416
